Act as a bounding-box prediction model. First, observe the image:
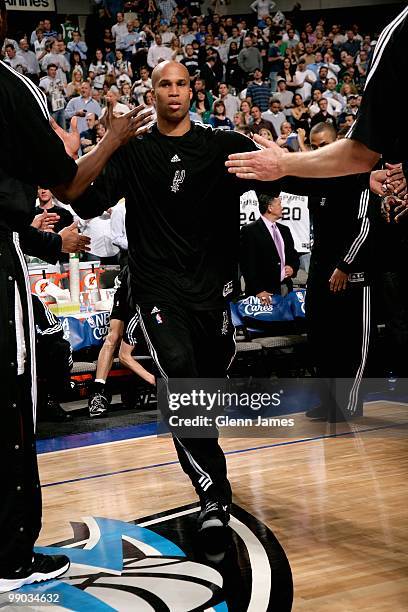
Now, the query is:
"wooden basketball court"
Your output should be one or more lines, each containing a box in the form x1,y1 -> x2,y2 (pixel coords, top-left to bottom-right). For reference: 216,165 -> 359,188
31,401 -> 408,611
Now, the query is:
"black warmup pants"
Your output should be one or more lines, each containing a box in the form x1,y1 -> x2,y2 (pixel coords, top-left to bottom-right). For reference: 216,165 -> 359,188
138,303 -> 236,504
0,233 -> 41,576
306,262 -> 372,417
381,270 -> 408,377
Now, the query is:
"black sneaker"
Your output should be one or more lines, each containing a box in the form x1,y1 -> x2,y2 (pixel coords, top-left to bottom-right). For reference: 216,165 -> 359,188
197,499 -> 230,562
305,405 -> 328,420
88,392 -> 110,418
46,399 -> 73,422
0,553 -> 70,593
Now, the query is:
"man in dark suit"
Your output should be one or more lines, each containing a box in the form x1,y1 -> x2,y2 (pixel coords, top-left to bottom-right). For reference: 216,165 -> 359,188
240,192 -> 300,304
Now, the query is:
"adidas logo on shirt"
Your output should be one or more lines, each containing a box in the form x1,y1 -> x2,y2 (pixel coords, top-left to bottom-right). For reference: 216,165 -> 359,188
171,155 -> 181,162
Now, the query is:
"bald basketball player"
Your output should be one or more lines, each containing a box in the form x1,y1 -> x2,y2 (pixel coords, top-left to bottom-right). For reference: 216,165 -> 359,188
69,61 -> 278,542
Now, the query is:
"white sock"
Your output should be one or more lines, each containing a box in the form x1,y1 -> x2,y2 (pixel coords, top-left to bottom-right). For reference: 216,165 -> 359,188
94,378 -> 106,385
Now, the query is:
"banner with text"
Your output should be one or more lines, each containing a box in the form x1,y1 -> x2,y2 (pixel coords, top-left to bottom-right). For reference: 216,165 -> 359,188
5,0 -> 56,11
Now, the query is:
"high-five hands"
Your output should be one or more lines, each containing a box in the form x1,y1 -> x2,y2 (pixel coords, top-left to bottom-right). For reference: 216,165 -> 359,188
226,134 -> 287,181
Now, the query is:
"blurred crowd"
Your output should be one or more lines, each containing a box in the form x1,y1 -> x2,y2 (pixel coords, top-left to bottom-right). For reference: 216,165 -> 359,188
2,0 -> 380,151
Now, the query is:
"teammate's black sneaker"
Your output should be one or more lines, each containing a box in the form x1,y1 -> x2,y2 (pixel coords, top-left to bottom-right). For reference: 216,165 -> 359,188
0,553 -> 70,593
46,399 -> 73,422
88,392 -> 110,418
305,405 -> 328,420
197,499 -> 230,562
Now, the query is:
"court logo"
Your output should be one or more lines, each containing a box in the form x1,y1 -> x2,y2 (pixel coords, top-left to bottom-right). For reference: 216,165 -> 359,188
7,505 -> 292,611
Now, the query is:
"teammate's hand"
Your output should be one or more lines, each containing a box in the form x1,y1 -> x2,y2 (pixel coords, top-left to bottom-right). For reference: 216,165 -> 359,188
284,265 -> 294,278
369,169 -> 390,196
226,134 -> 286,181
394,199 -> 408,223
50,116 -> 80,159
104,102 -> 154,147
385,163 -> 407,197
31,211 -> 60,231
59,221 -> 91,253
256,291 -> 273,305
329,268 -> 348,292
381,197 -> 391,223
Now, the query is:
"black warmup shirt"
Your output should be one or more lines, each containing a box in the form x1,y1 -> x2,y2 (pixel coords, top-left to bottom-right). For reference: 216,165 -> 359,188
348,6 -> 408,161
0,61 -> 78,233
283,174 -> 372,276
73,123 -> 276,310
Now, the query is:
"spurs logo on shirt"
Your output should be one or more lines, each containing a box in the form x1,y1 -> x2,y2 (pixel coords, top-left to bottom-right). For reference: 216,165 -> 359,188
171,169 -> 185,193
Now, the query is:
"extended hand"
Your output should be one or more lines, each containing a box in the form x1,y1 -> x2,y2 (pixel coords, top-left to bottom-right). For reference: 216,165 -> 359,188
31,211 -> 60,231
226,134 -> 286,181
329,268 -> 348,292
59,222 -> 91,253
104,102 -> 154,147
50,116 -> 80,159
284,265 -> 294,278
256,291 -> 273,305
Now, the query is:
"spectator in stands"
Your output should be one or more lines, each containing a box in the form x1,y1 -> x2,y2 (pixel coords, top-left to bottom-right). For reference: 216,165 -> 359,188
277,56 -> 297,91
262,98 -> 286,137
294,58 -> 316,101
101,86 -> 130,119
240,191 -> 299,302
250,0 -> 276,24
39,64 -> 66,128
42,18 -> 58,39
250,104 -> 277,138
33,27 -> 47,61
238,36 -> 262,77
147,33 -> 173,67
246,67 -> 271,112
4,43 -> 29,74
310,97 -> 337,130
67,31 -> 88,61
117,20 -> 139,60
88,48 -> 113,91
120,81 -> 133,106
65,81 -> 101,134
80,112 -> 98,154
158,0 -> 177,23
143,89 -> 157,120
210,100 -> 233,129
274,78 -> 294,117
132,65 -> 152,104
233,111 -> 246,130
226,41 -> 241,90
111,11 -> 129,48
267,33 -> 284,92
181,43 -> 200,80
113,49 -> 133,87
323,77 -> 345,112
200,55 -> 218,93
69,50 -> 88,79
66,68 -> 84,99
341,29 -> 361,58
312,65 -> 330,94
41,39 -> 70,85
290,92 -> 310,132
191,89 -> 211,123
215,82 -> 240,122
35,188 -> 73,235
309,88 -> 340,118
16,38 -> 39,82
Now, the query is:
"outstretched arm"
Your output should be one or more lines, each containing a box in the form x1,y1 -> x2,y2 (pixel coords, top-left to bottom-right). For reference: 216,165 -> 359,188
226,134 -> 380,181
51,104 -> 153,203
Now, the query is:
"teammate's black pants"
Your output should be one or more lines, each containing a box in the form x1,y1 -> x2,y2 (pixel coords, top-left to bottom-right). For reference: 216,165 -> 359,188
0,234 -> 41,576
137,303 -> 235,504
306,262 -> 372,417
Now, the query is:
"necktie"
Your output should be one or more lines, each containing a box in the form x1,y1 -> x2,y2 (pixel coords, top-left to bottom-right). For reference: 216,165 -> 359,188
271,223 -> 286,282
